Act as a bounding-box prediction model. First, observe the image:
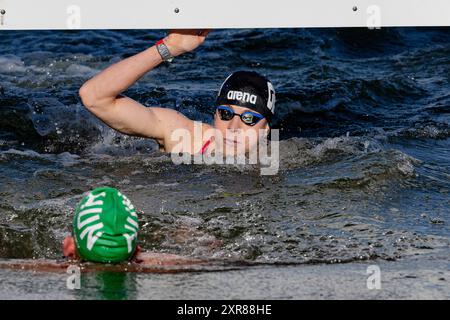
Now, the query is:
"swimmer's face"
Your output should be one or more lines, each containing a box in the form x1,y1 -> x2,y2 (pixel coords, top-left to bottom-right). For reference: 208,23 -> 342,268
214,105 -> 269,153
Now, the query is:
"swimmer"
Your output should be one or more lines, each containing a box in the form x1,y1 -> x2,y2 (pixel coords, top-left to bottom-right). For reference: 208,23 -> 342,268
78,29 -> 276,156
0,187 -> 214,273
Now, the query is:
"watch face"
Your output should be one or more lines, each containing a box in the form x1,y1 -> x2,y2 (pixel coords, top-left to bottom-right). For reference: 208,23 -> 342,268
157,43 -> 173,62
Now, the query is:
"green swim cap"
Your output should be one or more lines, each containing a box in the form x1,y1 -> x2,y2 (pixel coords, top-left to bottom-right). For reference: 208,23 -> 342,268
73,187 -> 139,263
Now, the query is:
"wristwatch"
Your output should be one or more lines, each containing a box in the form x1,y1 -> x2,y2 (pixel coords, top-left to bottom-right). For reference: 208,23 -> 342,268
155,39 -> 174,63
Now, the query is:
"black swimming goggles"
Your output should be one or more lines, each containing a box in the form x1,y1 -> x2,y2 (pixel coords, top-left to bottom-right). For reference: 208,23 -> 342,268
216,105 -> 264,126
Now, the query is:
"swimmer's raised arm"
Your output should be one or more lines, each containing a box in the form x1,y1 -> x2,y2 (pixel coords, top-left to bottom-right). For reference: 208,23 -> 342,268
79,29 -> 210,147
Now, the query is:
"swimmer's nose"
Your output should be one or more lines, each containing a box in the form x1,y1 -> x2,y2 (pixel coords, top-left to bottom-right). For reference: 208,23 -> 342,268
227,115 -> 241,130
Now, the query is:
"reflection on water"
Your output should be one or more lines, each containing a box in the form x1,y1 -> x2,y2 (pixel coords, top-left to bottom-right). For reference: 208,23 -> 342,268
77,272 -> 137,300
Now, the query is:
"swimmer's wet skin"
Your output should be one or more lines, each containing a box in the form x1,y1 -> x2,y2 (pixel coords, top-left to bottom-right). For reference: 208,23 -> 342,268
0,254 -> 214,274
78,30 -> 276,156
0,187 -> 212,273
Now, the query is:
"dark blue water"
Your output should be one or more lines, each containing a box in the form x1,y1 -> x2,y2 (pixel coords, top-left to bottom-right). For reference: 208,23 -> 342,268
0,28 -> 449,268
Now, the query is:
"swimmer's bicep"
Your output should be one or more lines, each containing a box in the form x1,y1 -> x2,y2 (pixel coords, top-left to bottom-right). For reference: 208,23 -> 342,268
104,96 -> 155,137
109,97 -> 173,140
111,97 -> 193,147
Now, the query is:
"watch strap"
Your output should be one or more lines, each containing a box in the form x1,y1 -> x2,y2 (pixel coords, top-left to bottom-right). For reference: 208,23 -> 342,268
155,39 -> 174,63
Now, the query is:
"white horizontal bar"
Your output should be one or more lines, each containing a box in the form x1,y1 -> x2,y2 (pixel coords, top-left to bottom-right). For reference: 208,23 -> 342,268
0,0 -> 449,30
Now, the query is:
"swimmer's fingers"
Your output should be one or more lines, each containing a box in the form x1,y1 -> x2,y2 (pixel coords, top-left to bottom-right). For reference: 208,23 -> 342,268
197,29 -> 211,37
164,29 -> 211,57
167,29 -> 210,36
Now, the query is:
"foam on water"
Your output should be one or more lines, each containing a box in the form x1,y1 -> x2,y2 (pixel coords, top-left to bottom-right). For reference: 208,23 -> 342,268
0,55 -> 28,73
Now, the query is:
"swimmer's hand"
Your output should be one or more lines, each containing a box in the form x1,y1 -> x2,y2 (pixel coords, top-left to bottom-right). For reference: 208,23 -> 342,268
164,29 -> 210,57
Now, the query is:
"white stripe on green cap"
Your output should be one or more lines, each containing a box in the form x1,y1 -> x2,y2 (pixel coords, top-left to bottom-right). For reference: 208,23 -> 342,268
73,187 -> 139,263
